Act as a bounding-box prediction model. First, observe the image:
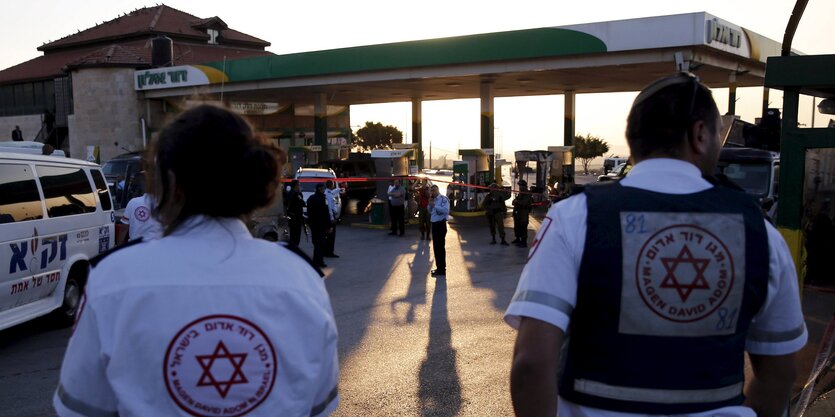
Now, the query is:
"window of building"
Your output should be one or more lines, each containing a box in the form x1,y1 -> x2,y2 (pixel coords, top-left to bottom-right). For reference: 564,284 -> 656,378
0,163 -> 44,223
36,165 -> 97,217
207,28 -> 219,44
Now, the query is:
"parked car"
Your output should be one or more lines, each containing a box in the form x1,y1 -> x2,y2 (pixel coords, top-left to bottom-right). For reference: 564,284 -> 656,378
0,151 -> 114,330
101,151 -> 142,208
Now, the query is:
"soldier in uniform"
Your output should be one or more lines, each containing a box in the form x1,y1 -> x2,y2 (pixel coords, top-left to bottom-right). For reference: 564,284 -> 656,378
484,183 -> 510,245
511,179 -> 533,247
506,74 -> 806,417
54,105 -> 339,417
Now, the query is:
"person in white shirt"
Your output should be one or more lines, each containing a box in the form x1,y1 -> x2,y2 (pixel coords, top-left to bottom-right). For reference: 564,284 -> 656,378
54,104 -> 339,417
117,192 -> 163,244
324,180 -> 339,258
506,73 -> 806,417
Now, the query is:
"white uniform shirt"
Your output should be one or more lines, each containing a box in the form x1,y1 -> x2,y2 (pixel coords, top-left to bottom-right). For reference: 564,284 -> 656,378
120,194 -> 163,241
55,217 -> 339,417
505,158 -> 807,417
324,188 -> 338,222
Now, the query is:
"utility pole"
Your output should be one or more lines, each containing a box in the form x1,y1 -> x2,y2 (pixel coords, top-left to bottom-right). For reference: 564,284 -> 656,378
429,140 -> 432,169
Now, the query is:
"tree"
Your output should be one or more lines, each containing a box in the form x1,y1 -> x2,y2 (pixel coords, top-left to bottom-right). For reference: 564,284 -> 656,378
353,121 -> 403,151
574,134 -> 610,175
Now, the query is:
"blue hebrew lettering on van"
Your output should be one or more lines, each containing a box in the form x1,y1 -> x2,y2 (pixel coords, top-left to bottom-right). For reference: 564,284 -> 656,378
9,242 -> 28,274
99,237 -> 109,253
40,234 -> 68,269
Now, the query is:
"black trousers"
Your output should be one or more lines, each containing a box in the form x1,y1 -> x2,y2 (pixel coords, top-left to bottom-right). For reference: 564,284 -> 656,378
390,204 -> 405,235
431,220 -> 447,271
513,211 -> 530,240
311,227 -> 326,265
326,223 -> 336,255
289,217 -> 302,246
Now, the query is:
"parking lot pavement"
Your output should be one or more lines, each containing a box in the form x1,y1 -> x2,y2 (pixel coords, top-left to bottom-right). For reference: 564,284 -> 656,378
298,214 -> 529,416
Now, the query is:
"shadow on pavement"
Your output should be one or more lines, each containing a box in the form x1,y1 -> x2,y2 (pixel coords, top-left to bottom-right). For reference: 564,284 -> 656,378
418,278 -> 462,417
449,214 -> 530,312
390,240 -> 432,324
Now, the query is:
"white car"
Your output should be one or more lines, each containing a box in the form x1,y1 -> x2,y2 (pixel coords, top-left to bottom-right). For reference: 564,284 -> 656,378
295,168 -> 342,219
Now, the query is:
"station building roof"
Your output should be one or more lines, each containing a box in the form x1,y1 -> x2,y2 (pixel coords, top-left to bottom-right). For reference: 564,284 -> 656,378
139,12 -> 788,105
0,4 -> 272,85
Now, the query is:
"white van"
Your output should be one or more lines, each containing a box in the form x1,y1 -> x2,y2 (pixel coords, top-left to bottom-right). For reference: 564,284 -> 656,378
295,168 -> 342,219
0,152 -> 115,330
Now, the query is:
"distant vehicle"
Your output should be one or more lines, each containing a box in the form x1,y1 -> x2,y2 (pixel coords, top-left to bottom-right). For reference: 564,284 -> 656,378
423,169 -> 438,175
437,169 -> 453,176
0,152 -> 114,330
603,156 -> 628,174
101,152 -> 143,208
295,168 -> 342,219
0,141 -> 66,157
598,162 -> 631,182
716,147 -> 780,220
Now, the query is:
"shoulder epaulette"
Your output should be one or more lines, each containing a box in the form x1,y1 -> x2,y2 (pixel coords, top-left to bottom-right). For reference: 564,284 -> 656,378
279,242 -> 325,278
89,238 -> 144,268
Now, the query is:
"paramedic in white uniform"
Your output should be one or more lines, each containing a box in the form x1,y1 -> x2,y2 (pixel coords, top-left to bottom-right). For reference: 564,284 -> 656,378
54,104 -> 339,417
506,74 -> 806,417
118,191 -> 163,244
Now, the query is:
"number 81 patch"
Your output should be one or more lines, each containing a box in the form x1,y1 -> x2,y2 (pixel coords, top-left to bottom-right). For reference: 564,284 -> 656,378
618,212 -> 746,337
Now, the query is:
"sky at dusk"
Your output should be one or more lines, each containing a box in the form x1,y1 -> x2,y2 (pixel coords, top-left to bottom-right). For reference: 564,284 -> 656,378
2,0 -> 833,162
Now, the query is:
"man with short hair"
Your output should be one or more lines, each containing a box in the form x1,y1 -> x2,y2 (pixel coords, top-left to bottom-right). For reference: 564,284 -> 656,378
507,73 -> 806,417
484,183 -> 510,245
11,125 -> 22,141
428,185 -> 449,276
307,183 -> 332,268
388,179 -> 406,236
286,180 -> 305,246
511,179 -> 533,247
324,180 -> 340,258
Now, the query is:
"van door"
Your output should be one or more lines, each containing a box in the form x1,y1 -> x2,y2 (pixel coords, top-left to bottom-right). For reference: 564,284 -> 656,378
0,162 -> 48,314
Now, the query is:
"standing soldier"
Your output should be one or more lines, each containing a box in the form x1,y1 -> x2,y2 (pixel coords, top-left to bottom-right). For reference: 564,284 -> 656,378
286,180 -> 305,246
511,179 -> 533,247
484,183 -> 510,245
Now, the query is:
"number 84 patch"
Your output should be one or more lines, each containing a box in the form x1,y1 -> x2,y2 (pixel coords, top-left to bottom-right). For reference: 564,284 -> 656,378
618,212 -> 746,337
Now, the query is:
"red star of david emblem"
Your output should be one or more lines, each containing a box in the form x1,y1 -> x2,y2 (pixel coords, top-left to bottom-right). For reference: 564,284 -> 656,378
195,341 -> 248,398
659,245 -> 710,302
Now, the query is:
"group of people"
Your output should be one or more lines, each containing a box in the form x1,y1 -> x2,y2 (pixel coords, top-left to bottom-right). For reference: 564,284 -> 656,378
285,179 -> 340,268
53,73 -> 806,417
482,180 -> 533,247
388,178 -> 450,276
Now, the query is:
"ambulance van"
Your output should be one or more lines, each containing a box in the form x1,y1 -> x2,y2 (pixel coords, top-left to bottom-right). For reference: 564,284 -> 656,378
0,151 -> 115,330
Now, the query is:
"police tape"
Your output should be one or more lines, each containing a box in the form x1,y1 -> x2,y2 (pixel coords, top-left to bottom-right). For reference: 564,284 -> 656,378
791,313 -> 835,417
280,175 -> 563,199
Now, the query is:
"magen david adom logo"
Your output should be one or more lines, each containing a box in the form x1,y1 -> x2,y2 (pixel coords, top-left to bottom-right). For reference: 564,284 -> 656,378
635,224 -> 735,323
164,315 -> 277,417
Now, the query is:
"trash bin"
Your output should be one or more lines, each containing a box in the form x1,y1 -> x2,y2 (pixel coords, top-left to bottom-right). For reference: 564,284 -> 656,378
369,197 -> 385,225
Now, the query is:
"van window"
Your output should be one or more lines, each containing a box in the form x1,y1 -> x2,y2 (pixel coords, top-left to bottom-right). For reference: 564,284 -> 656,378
0,163 -> 44,223
36,165 -> 97,217
90,169 -> 112,211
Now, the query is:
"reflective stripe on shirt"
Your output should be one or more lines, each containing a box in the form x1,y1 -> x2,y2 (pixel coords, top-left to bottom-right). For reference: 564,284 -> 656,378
511,290 -> 573,316
57,384 -> 118,417
748,323 -> 807,343
573,379 -> 743,404
311,385 -> 339,416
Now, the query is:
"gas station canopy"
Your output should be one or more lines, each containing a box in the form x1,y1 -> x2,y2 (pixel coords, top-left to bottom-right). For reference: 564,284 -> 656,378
138,12 -> 786,104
